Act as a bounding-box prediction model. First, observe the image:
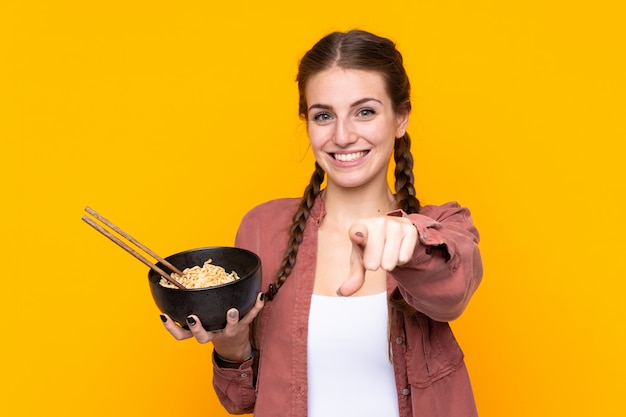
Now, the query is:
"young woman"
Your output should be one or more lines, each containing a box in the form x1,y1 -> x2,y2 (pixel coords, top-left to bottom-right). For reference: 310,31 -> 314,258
161,29 -> 483,417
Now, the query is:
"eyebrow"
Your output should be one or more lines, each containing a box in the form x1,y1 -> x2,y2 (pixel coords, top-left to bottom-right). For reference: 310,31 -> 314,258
307,97 -> 383,112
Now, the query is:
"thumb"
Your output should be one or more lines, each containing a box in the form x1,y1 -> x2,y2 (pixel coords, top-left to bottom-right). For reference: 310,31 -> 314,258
337,226 -> 367,296
226,308 -> 240,324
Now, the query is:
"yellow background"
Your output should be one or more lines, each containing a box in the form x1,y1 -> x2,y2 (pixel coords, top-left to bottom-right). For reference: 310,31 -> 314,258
1,1 -> 624,416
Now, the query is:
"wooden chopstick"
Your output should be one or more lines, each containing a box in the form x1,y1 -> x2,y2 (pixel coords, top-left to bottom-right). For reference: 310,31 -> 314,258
84,207 -> 185,277
82,208 -> 186,289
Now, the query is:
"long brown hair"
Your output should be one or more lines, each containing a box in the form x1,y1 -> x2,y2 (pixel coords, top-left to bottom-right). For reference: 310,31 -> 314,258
265,30 -> 421,308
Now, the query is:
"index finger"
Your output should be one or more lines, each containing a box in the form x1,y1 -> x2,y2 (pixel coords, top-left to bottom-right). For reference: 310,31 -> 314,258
160,314 -> 193,341
337,232 -> 366,296
237,292 -> 266,326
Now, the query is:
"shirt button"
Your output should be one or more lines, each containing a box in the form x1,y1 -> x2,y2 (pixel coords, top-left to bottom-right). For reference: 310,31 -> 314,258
240,372 -> 248,378
422,231 -> 428,240
402,388 -> 410,396
395,337 -> 404,345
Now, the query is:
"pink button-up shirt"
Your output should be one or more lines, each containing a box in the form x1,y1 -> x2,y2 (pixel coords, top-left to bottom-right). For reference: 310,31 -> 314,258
213,197 -> 483,417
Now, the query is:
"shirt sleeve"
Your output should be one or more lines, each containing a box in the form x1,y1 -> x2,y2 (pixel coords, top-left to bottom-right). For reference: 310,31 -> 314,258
211,200 -> 296,414
210,207 -> 262,414
212,352 -> 256,414
388,201 -> 483,322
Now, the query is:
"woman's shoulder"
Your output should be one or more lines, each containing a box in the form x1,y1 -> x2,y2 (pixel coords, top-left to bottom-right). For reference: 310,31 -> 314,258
235,198 -> 300,251
240,198 -> 300,227
245,198 -> 300,215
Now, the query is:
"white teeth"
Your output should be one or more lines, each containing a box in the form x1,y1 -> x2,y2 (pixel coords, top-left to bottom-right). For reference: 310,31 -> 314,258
334,151 -> 367,162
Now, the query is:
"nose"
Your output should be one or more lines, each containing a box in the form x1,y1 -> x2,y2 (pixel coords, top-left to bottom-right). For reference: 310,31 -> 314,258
334,117 -> 358,146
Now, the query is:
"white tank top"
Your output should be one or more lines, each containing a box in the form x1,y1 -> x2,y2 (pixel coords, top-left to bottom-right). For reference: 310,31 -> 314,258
307,292 -> 400,417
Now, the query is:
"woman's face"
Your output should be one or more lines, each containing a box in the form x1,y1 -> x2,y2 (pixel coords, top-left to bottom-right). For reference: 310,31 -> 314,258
305,67 -> 408,191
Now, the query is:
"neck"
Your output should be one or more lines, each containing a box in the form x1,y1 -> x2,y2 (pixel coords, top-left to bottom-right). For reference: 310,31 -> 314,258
321,183 -> 397,224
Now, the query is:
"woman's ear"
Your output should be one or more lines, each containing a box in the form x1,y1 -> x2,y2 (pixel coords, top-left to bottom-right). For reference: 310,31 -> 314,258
395,110 -> 410,138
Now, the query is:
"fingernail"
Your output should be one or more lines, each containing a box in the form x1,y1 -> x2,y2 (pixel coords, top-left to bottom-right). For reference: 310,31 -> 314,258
159,314 -> 167,323
336,288 -> 344,297
228,310 -> 237,319
186,316 -> 196,326
259,292 -> 265,302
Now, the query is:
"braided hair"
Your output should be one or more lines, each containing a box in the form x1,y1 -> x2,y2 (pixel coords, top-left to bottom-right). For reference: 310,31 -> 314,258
266,30 -> 421,304
265,162 -> 325,300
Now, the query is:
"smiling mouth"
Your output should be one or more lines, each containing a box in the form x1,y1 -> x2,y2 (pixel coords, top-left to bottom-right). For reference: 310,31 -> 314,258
332,151 -> 368,162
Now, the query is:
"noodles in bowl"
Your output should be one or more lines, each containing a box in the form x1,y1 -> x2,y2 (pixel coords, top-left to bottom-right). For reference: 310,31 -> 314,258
160,259 -> 240,289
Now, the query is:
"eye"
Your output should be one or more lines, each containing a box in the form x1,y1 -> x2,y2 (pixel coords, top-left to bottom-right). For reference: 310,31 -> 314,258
357,108 -> 376,118
311,112 -> 333,124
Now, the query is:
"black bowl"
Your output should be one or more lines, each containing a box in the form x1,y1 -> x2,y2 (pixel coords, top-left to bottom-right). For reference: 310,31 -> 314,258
148,247 -> 262,331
